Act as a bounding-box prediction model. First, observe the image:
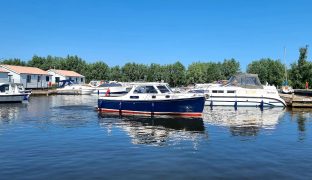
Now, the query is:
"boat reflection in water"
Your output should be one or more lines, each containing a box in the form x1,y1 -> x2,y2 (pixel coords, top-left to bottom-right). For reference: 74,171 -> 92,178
98,113 -> 206,147
0,103 -> 27,124
203,107 -> 286,136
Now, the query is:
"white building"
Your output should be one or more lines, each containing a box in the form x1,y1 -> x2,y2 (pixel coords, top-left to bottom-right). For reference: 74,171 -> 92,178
0,64 -> 52,89
47,69 -> 85,84
0,68 -> 9,83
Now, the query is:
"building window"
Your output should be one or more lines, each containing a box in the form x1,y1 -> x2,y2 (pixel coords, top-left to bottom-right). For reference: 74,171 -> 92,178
55,77 -> 60,83
27,75 -> 31,83
76,77 -> 78,82
46,76 -> 50,81
81,78 -> 83,82
37,76 -> 41,82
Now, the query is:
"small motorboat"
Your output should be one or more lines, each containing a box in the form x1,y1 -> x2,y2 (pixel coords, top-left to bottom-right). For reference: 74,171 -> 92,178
189,74 -> 286,107
281,86 -> 294,94
91,81 -> 128,96
0,83 -> 30,103
56,80 -> 94,95
98,83 -> 206,117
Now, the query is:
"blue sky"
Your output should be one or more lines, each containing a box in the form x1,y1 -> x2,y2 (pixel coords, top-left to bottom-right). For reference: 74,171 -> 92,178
0,0 -> 311,70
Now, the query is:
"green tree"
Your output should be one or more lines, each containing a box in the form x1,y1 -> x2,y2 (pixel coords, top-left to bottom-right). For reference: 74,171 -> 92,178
205,62 -> 225,83
110,65 -> 122,81
221,58 -> 240,79
167,61 -> 186,87
186,62 -> 207,84
1,58 -> 27,66
121,62 -> 148,81
289,45 -> 310,88
147,63 -> 163,82
247,58 -> 284,86
85,61 -> 110,82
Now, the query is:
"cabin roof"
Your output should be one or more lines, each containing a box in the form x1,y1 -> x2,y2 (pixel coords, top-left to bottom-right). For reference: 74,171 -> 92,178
129,82 -> 169,86
48,69 -> 84,77
0,65 -> 49,75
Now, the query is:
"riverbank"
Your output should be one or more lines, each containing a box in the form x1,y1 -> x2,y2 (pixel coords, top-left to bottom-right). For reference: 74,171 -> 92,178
280,93 -> 312,107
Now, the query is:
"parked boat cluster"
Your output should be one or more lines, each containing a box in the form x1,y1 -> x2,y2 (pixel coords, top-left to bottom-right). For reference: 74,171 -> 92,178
1,73 -> 286,117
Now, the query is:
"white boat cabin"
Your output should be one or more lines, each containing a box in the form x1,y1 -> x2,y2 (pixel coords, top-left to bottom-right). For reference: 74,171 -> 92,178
102,83 -> 200,101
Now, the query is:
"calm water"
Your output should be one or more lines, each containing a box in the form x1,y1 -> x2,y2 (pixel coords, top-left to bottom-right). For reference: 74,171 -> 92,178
0,96 -> 311,179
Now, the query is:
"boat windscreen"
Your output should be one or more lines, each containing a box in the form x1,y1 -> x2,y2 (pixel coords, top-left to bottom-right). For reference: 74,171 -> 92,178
157,86 -> 170,93
226,74 -> 263,89
98,83 -> 122,87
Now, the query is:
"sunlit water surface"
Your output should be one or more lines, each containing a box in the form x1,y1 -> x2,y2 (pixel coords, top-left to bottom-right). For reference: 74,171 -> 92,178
0,96 -> 312,179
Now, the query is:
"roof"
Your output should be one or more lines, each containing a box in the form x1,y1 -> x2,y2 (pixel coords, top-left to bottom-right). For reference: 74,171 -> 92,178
0,68 -> 9,73
49,69 -> 84,77
0,65 -> 49,75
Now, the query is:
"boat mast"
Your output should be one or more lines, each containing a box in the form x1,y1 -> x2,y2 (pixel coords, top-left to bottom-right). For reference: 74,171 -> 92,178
283,47 -> 288,85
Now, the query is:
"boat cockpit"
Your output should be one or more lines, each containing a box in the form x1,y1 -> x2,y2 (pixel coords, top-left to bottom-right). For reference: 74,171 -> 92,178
131,84 -> 173,94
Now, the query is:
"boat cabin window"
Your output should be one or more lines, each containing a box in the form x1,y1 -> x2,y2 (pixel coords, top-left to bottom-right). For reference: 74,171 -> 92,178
212,90 -> 224,93
157,86 -> 170,93
0,84 -> 9,92
227,90 -> 236,93
134,86 -> 158,94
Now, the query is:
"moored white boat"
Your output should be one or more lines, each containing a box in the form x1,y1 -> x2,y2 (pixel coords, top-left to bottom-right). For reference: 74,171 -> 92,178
91,81 -> 128,96
0,83 -> 30,103
281,85 -> 294,94
98,83 -> 206,117
190,74 -> 286,107
56,80 -> 94,95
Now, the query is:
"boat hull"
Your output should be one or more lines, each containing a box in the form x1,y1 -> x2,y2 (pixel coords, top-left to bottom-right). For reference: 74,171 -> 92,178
0,94 -> 28,103
206,96 -> 286,107
56,89 -> 93,95
98,96 -> 206,117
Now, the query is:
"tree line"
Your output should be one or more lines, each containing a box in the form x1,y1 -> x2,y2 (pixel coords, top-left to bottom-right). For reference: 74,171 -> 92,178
246,45 -> 311,89
0,45 -> 310,88
0,56 -> 240,87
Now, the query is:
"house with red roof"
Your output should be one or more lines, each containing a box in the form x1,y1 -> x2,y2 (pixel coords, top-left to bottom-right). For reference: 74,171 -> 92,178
47,69 -> 85,84
0,64 -> 52,88
0,67 -> 9,83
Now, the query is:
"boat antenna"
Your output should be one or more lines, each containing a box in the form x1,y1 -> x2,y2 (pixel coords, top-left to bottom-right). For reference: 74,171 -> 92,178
283,47 -> 287,85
